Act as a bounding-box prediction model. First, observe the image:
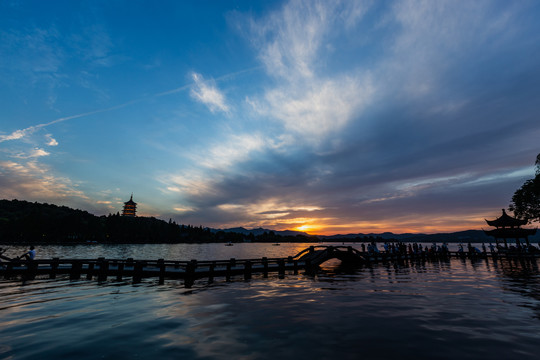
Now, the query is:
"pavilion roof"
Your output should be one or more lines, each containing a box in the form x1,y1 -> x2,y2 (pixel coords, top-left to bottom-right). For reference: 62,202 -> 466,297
485,209 -> 527,228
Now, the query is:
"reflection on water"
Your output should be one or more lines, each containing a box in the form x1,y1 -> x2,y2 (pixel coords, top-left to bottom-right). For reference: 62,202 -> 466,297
1,243 -> 540,359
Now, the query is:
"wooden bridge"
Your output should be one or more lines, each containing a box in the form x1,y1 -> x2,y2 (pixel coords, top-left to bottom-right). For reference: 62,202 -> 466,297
0,245 -> 537,287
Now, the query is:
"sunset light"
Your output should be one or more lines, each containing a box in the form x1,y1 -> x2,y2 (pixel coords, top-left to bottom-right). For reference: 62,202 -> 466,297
1,0 -> 538,235
295,224 -> 317,233
2,2 -> 540,358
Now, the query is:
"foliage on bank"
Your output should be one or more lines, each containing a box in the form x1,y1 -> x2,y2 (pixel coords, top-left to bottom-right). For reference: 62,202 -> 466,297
510,153 -> 540,224
0,199 -> 316,244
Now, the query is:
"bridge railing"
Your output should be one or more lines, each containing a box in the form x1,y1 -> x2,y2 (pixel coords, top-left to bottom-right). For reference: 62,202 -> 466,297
292,245 -> 364,259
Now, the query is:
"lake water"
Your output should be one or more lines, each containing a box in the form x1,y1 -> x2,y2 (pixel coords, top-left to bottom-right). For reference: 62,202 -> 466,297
1,242 -> 540,359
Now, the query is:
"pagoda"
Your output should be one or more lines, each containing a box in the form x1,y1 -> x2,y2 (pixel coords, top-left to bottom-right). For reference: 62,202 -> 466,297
122,194 -> 137,217
484,209 -> 536,247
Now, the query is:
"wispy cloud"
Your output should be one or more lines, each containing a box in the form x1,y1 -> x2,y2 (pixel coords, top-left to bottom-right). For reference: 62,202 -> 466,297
0,101 -> 136,143
0,160 -> 88,201
252,1 -> 368,80
72,24 -> 115,67
0,129 -> 32,142
161,0 -> 540,233
2,0 -> 539,234
190,72 -> 230,114
246,1 -> 373,146
190,133 -> 266,171
255,75 -> 373,141
0,67 -> 254,144
45,134 -> 58,146
27,148 -> 50,158
0,27 -> 63,77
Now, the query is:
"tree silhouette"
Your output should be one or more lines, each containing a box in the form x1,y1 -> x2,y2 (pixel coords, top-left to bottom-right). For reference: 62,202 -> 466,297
509,153 -> 540,223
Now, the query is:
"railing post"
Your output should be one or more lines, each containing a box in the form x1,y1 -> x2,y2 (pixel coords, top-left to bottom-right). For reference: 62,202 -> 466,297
50,258 -> 59,279
184,260 -> 197,288
244,260 -> 252,280
278,259 -> 285,278
157,259 -> 165,285
98,259 -> 108,282
70,260 -> 81,280
262,257 -> 268,278
133,261 -> 143,284
208,261 -> 215,284
304,259 -> 314,275
226,261 -> 232,282
26,260 -> 37,280
293,260 -> 298,275
116,262 -> 124,281
86,262 -> 95,280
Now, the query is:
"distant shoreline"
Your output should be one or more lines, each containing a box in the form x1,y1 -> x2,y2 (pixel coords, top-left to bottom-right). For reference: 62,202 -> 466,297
2,199 -> 538,246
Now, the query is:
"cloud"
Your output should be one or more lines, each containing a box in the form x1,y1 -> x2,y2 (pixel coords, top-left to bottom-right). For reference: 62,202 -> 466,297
162,0 -> 540,233
28,148 -> 50,158
77,24 -> 114,67
7,148 -> 51,159
190,72 -> 230,113
2,0 -> 539,235
252,1 -> 369,80
45,134 -> 58,146
0,128 -> 35,142
0,26 -> 66,110
245,1 -> 374,146
0,101 -> 138,143
173,206 -> 196,213
0,27 -> 63,77
0,160 -> 88,201
189,133 -> 267,171
255,75 -> 373,141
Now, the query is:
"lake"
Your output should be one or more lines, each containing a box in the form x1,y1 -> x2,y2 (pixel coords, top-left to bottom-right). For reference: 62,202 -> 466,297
1,242 -> 540,359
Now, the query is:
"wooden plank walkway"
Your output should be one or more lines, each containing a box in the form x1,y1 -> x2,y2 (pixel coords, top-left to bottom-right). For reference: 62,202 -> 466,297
0,256 -> 307,288
1,245 -> 538,287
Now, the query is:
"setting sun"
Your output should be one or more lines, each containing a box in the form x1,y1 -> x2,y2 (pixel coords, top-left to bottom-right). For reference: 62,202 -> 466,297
294,224 -> 320,233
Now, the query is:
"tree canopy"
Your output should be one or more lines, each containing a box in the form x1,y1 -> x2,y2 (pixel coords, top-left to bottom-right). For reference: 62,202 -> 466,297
509,153 -> 540,223
0,199 -> 319,244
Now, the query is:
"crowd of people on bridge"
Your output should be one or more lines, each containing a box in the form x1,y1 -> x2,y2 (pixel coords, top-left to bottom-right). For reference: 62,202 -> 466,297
361,241 -> 452,257
360,240 -> 540,257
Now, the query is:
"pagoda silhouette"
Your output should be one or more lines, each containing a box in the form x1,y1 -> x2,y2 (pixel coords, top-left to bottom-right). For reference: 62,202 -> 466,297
484,209 -> 536,248
122,194 -> 137,217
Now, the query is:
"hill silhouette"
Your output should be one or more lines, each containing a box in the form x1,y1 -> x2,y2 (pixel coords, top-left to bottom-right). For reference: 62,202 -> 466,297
2,199 -> 536,244
0,199 -> 209,244
0,199 -> 314,244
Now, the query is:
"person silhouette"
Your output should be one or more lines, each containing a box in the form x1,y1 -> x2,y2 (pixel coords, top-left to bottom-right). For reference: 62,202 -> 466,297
19,246 -> 36,260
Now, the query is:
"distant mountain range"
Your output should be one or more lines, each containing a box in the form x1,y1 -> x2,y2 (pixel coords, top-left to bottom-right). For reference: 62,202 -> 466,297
214,227 -> 540,243
212,227 -> 310,237
2,199 -> 537,244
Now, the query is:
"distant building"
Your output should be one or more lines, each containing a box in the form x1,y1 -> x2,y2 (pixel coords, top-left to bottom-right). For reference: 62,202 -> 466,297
484,209 -> 536,247
122,194 -> 137,217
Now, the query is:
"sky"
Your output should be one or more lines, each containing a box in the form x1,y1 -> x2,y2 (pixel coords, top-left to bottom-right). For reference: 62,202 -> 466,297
1,0 -> 539,235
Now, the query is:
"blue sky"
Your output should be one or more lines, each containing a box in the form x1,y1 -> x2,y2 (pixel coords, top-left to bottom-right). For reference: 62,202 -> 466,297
1,0 -> 539,235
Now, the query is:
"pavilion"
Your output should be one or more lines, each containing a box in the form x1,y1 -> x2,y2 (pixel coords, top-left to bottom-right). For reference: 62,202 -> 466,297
484,209 -> 536,247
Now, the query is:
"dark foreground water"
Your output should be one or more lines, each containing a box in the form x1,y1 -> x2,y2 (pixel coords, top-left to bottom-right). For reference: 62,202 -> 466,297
1,243 -> 540,359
